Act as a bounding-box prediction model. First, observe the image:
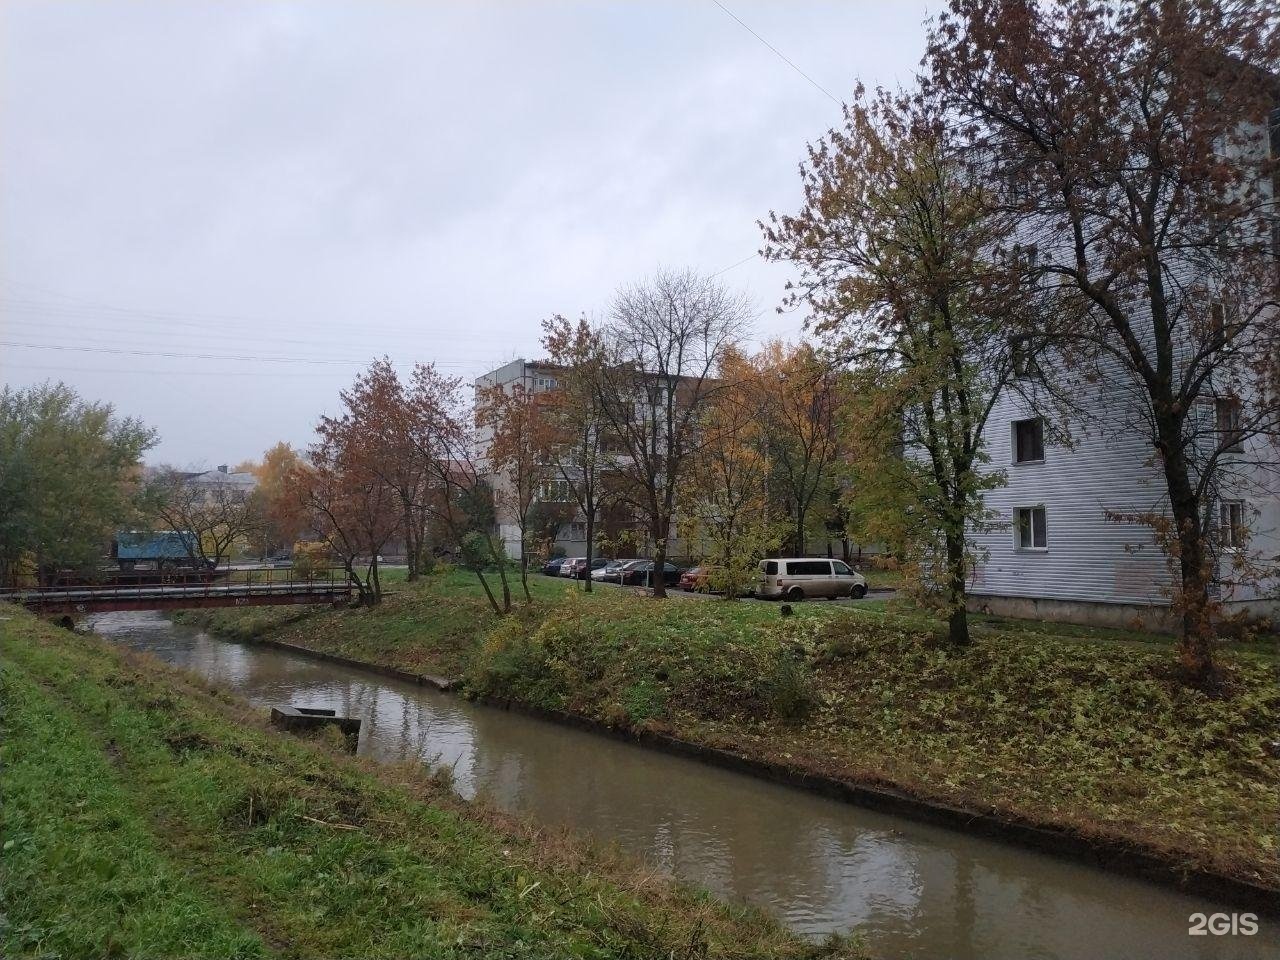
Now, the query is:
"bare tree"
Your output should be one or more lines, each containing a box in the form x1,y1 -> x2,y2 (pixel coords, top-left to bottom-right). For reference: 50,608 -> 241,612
593,268 -> 750,597
929,0 -> 1280,682
149,468 -> 263,569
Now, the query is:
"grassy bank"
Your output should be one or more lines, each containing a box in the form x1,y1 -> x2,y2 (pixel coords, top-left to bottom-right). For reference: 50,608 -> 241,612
175,570 -> 572,679
172,571 -> 1280,890
0,608 -> 853,959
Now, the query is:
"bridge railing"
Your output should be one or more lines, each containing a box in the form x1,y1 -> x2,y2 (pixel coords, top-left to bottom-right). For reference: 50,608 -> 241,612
0,567 -> 357,610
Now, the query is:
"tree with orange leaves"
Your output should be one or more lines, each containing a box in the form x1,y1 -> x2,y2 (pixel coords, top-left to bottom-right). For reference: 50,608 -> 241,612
540,314 -> 609,593
478,382 -> 553,602
328,359 -> 434,581
752,342 -> 843,556
287,417 -> 401,607
681,347 -> 782,597
928,0 -> 1280,683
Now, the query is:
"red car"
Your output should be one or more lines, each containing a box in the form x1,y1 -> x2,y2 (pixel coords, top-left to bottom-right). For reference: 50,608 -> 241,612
678,566 -> 715,592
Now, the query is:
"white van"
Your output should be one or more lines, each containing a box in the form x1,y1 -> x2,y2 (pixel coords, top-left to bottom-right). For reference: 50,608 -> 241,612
757,558 -> 868,600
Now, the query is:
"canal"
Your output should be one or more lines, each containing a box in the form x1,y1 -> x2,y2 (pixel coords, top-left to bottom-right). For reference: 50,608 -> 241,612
88,611 -> 1275,959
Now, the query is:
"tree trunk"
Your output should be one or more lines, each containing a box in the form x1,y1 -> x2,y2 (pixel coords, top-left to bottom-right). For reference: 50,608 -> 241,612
1161,444 -> 1217,684
944,528 -> 969,645
795,511 -> 806,556
651,522 -> 668,598
490,535 -> 512,613
369,556 -> 382,606
403,502 -> 419,582
518,530 -> 531,603
473,569 -> 502,615
583,505 -> 595,593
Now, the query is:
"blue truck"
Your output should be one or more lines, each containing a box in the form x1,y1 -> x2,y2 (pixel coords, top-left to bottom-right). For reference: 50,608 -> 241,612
112,531 -> 213,571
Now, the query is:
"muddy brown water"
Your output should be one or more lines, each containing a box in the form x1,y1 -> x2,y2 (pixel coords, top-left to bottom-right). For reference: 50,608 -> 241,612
87,611 -> 1275,959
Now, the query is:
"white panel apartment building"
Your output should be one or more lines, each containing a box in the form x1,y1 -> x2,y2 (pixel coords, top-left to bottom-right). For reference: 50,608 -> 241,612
473,359 -> 570,559
970,377 -> 1279,628
474,358 -> 697,562
967,111 -> 1280,629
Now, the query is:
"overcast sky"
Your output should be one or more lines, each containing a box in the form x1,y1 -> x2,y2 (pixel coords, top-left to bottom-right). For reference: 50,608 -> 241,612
1,1 -> 930,466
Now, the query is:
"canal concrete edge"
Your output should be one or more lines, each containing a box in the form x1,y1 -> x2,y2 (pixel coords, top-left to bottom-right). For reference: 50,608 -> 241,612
248,637 -> 456,691
236,633 -> 1279,917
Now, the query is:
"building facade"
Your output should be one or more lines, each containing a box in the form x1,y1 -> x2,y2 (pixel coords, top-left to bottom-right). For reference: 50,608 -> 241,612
968,378 -> 1279,629
473,358 -> 690,562
966,108 -> 1280,629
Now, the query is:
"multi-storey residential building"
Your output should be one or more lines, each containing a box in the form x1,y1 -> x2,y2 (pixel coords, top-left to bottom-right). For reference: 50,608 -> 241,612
473,359 -> 566,559
473,358 -> 694,562
969,375 -> 1279,629
966,107 -> 1280,629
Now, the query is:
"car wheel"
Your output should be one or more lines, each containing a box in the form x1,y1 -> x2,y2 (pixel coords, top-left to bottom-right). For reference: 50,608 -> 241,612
849,583 -> 867,599
785,586 -> 804,602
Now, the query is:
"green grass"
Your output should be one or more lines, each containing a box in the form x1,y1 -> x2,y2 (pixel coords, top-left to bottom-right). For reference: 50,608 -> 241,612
847,596 -> 1279,661
858,567 -> 903,590
1,664 -> 266,959
176,570 -> 603,678
470,593 -> 1280,887
1,608 -> 853,959
173,570 -> 1280,889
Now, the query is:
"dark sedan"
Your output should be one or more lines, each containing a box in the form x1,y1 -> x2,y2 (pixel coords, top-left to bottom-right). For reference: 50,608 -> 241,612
618,561 -> 681,587
540,558 -> 567,576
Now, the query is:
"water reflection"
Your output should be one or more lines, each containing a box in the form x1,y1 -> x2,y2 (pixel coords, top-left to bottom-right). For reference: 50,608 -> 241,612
88,611 -> 1275,959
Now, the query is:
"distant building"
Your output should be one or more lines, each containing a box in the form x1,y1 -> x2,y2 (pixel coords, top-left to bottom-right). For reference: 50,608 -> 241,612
473,359 -> 690,562
183,464 -> 258,496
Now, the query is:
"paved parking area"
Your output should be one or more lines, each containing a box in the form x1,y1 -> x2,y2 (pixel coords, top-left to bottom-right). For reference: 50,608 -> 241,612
546,574 -> 895,607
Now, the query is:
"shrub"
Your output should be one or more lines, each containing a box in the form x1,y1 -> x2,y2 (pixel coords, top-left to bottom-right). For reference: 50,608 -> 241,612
763,652 -> 815,722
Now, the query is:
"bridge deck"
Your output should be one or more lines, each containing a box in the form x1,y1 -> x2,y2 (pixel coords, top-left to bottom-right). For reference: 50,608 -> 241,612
1,572 -> 355,615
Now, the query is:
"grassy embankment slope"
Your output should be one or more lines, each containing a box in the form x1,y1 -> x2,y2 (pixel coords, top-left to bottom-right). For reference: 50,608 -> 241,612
177,570 -> 1279,889
0,608 -> 853,960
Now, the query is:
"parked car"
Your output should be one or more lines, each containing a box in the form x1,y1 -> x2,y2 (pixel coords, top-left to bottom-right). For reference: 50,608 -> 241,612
541,557 -> 567,576
756,558 -> 868,600
596,559 -> 645,583
619,560 -> 681,587
591,559 -> 632,581
678,565 -> 717,592
562,557 -> 611,580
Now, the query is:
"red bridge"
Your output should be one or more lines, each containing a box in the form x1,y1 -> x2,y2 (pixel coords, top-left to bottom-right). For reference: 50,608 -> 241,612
1,568 -> 355,616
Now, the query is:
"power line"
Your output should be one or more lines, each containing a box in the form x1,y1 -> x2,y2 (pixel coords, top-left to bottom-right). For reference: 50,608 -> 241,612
0,295 -> 523,347
708,0 -> 842,107
4,363 -> 364,380
711,252 -> 759,277
0,340 -> 480,367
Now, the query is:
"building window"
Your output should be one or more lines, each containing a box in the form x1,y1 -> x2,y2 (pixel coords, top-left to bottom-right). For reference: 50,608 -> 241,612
564,521 -> 587,541
540,479 -> 571,502
1014,506 -> 1047,550
1012,417 -> 1045,464
1215,397 -> 1243,452
1219,501 -> 1245,549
